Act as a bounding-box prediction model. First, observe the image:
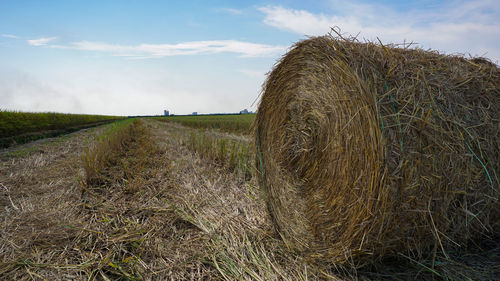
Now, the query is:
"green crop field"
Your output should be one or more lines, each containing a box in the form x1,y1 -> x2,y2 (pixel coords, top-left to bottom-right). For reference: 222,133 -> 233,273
154,113 -> 255,134
0,110 -> 124,148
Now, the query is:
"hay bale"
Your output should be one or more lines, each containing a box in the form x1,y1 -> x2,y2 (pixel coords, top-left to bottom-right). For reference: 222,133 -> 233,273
255,35 -> 500,265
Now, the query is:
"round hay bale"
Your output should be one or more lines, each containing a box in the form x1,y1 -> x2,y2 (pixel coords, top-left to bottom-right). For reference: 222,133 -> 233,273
255,35 -> 500,265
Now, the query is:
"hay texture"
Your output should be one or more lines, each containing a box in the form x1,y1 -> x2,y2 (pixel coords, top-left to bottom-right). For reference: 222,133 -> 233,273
255,35 -> 500,265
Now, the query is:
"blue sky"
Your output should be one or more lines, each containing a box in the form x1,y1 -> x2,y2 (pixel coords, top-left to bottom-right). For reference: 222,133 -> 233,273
1,0 -> 499,116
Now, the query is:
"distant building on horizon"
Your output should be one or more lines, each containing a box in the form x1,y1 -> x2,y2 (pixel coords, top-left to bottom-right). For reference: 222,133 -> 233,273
240,109 -> 249,114
164,110 -> 169,116
192,112 -> 197,115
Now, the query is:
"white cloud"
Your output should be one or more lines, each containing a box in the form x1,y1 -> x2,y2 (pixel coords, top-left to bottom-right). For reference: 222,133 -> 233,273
49,39 -> 286,58
259,6 -> 362,36
258,0 -> 500,62
2,34 -> 20,39
219,7 -> 243,15
27,37 -> 57,46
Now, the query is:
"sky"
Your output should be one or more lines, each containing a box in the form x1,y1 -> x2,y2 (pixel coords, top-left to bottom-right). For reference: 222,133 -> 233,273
1,0 -> 499,116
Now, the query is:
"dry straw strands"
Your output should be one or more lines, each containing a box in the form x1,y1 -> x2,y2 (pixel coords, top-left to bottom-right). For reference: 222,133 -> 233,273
255,34 -> 499,265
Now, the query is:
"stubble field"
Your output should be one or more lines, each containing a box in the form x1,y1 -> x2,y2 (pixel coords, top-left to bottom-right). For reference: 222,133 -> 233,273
0,116 -> 498,280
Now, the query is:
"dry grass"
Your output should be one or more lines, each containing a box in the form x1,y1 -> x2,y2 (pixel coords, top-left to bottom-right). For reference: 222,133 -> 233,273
255,33 -> 499,266
184,130 -> 253,179
149,120 -> 324,280
0,119 -> 214,280
155,114 -> 254,134
1,118 -> 498,280
82,119 -> 154,191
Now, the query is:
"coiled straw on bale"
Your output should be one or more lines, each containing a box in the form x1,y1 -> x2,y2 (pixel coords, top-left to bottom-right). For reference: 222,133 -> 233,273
255,34 -> 500,265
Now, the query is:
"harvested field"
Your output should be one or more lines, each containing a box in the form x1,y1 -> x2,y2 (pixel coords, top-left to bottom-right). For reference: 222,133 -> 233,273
155,114 -> 254,134
0,118 -> 498,280
255,34 -> 500,266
